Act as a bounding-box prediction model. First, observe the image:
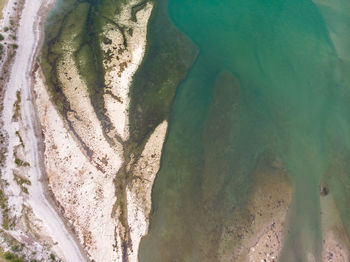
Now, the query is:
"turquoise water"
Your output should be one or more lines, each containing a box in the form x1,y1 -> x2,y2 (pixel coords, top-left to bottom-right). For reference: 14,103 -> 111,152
139,0 -> 350,261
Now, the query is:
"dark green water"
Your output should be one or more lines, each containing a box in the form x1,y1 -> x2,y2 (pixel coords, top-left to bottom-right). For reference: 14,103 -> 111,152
139,0 -> 350,261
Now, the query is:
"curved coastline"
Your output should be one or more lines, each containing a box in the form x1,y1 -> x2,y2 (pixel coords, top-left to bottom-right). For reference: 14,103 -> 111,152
0,0 -> 87,260
1,0 -> 350,261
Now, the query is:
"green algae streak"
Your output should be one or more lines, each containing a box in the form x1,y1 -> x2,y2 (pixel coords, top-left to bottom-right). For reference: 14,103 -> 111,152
41,0 -> 350,260
41,0 -> 196,258
139,0 -> 350,261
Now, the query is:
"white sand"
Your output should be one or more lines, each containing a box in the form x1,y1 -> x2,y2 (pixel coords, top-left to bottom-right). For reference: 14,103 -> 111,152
127,120 -> 168,262
320,194 -> 350,262
1,0 -> 86,260
33,1 -> 166,261
57,52 -> 123,175
246,217 -> 286,262
102,1 -> 153,141
34,71 -> 121,261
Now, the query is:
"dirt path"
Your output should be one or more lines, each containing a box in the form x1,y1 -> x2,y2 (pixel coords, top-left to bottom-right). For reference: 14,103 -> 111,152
2,0 -> 86,260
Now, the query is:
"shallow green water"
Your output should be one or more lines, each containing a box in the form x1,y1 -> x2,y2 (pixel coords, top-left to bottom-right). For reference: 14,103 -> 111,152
139,0 -> 350,261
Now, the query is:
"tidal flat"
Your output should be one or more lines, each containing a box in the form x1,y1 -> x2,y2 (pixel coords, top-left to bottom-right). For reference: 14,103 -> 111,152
139,0 -> 350,261
37,0 -> 350,261
39,0 -> 196,260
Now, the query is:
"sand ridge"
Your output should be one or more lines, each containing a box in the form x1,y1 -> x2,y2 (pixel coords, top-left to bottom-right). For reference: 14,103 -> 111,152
34,1 -> 168,261
101,1 -> 153,141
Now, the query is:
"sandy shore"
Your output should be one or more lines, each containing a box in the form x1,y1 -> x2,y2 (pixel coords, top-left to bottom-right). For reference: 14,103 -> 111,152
320,193 -> 350,262
2,0 -> 349,260
101,1 -> 153,141
0,0 -> 87,260
33,0 -> 168,261
34,68 -> 120,261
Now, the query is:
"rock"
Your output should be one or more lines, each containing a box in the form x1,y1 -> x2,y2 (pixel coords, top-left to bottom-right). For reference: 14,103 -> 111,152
320,182 -> 329,196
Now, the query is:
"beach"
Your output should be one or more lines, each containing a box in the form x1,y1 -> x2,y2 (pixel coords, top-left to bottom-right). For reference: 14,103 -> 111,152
1,0 -> 350,261
33,0 -> 167,261
0,0 -> 169,260
0,0 -> 86,260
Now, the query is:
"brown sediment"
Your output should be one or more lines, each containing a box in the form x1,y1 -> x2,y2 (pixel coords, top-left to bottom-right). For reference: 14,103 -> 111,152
320,181 -> 329,197
243,156 -> 292,262
320,193 -> 350,262
218,155 -> 293,262
322,230 -> 349,262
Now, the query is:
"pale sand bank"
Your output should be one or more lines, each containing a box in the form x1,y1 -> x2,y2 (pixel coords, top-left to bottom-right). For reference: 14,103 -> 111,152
35,67 -> 167,260
34,69 -> 121,261
33,1 -> 169,261
0,0 -> 86,260
101,1 -> 153,141
320,193 -> 350,262
126,120 -> 168,262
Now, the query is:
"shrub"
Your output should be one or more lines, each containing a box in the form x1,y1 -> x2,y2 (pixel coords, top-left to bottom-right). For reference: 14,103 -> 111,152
3,251 -> 24,261
4,251 -> 14,259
